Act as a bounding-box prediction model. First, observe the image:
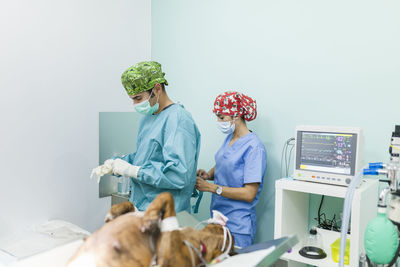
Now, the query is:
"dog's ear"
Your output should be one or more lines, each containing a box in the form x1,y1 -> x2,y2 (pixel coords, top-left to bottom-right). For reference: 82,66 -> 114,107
201,225 -> 236,260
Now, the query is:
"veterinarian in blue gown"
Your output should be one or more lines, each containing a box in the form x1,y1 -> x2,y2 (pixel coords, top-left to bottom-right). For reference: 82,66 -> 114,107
97,61 -> 201,212
196,91 -> 266,248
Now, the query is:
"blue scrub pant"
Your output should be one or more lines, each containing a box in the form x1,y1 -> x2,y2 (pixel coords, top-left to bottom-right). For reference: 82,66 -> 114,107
232,232 -> 253,248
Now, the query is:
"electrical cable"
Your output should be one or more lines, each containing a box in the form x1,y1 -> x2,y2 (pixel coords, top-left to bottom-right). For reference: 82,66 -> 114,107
280,137 -> 295,177
287,143 -> 295,176
318,195 -> 325,226
280,140 -> 287,178
314,195 -> 341,232
285,142 -> 288,176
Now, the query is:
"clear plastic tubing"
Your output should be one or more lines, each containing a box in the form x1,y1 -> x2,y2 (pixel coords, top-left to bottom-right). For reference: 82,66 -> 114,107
339,166 -> 366,267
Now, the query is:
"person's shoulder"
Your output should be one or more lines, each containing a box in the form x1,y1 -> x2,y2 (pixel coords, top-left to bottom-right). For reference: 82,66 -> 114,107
175,103 -> 193,117
248,133 -> 266,152
243,134 -> 267,162
166,104 -> 199,133
169,104 -> 196,124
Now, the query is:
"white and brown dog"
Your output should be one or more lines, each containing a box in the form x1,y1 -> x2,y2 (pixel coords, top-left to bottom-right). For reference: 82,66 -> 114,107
67,192 -> 234,267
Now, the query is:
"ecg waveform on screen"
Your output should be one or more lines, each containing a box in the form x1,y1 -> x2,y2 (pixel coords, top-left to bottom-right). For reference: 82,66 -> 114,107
300,133 -> 353,169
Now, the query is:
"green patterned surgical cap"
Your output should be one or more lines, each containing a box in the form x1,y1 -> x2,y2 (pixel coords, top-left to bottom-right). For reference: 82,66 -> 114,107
121,61 -> 168,96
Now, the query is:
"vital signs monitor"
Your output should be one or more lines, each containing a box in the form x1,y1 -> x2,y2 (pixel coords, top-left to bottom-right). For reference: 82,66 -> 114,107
293,126 -> 362,186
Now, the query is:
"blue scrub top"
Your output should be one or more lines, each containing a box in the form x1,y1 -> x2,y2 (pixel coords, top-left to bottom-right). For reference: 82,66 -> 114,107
120,104 -> 201,212
211,132 -> 267,237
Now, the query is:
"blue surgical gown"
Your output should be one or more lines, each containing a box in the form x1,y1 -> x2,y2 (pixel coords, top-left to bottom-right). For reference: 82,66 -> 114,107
211,132 -> 267,242
120,104 -> 201,212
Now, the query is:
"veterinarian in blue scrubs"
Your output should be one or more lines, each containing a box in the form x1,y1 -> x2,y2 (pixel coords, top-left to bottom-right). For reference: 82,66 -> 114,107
195,91 -> 266,248
96,61 -> 201,213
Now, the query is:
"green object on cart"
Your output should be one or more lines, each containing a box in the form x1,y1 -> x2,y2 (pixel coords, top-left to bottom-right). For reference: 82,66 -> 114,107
364,210 -> 399,265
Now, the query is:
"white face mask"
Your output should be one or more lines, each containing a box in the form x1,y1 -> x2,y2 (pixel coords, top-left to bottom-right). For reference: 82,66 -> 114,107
217,119 -> 236,134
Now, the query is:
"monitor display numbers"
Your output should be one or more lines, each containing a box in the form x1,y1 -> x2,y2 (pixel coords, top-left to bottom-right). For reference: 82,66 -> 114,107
297,132 -> 357,175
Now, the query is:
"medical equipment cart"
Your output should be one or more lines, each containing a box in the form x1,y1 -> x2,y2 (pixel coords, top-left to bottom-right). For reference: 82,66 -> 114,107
274,178 -> 378,267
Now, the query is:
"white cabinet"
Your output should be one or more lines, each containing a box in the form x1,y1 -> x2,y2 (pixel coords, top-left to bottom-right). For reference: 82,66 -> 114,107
274,178 -> 379,267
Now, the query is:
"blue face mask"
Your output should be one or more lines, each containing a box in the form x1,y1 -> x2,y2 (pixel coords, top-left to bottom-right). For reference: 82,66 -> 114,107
133,92 -> 159,115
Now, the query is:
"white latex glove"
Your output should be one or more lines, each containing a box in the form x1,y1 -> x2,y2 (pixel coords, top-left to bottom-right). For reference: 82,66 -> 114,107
90,159 -> 114,183
112,159 -> 140,178
103,159 -> 114,169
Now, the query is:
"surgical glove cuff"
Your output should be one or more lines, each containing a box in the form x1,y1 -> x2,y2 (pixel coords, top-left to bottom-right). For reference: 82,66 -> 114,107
124,165 -> 140,179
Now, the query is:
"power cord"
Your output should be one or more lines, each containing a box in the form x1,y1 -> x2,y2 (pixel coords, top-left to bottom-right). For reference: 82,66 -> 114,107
314,195 -> 342,232
280,137 -> 295,178
318,195 -> 324,226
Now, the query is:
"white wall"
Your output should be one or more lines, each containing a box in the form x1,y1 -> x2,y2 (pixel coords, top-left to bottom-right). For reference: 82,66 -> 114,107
152,0 -> 400,242
0,0 -> 151,237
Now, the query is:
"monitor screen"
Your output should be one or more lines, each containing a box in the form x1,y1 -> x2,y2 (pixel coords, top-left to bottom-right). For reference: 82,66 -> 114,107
295,131 -> 358,176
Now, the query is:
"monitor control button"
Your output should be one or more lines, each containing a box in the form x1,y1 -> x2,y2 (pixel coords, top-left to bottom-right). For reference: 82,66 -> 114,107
345,178 -> 351,184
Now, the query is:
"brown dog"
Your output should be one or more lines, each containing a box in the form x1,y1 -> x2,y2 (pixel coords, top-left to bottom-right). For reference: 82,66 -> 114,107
67,192 -> 234,267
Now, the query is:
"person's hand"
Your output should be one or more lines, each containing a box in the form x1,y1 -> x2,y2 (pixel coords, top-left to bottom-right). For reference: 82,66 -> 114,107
195,177 -> 213,192
196,169 -> 210,180
103,159 -> 114,169
90,159 -> 114,183
112,159 -> 140,178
